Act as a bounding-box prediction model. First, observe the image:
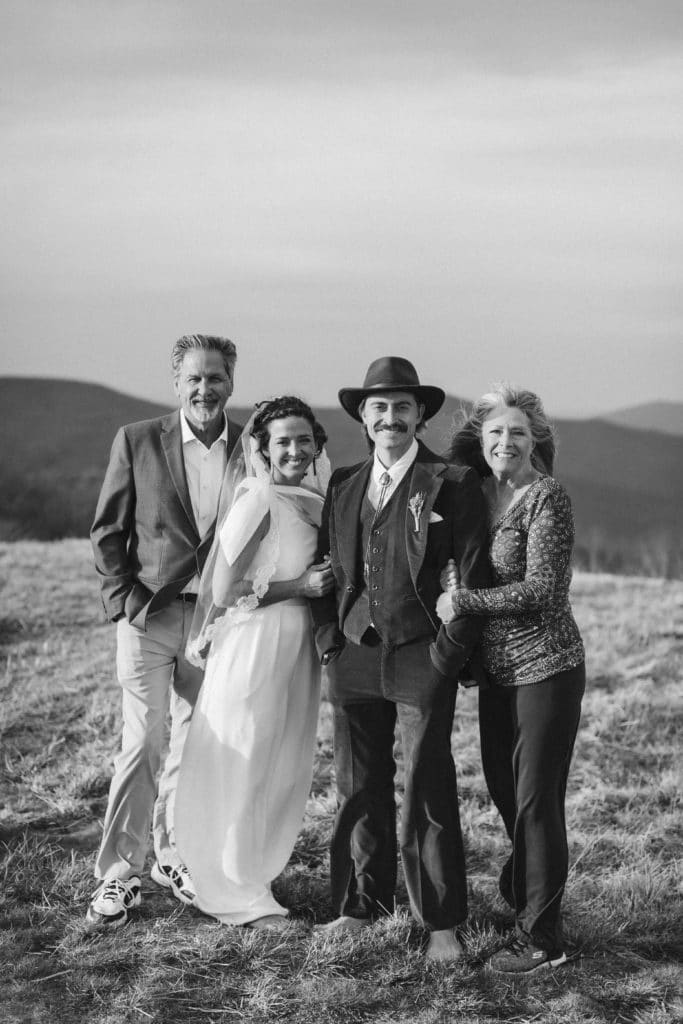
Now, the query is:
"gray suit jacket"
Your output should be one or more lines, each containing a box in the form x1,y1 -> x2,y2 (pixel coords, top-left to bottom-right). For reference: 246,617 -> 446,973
91,410 -> 242,628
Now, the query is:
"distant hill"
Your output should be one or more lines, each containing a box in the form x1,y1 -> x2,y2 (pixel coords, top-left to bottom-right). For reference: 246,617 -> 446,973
603,401 -> 683,436
1,377 -> 681,577
319,399 -> 683,577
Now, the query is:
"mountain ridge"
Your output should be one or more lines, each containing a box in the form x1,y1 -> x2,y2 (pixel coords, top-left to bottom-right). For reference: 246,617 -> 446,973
1,377 -> 680,576
602,400 -> 683,437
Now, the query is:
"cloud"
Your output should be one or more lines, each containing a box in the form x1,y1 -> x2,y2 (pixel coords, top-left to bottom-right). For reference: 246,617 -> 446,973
1,0 -> 682,414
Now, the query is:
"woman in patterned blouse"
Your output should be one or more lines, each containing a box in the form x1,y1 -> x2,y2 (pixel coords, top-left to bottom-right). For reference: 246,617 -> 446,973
438,383 -> 585,975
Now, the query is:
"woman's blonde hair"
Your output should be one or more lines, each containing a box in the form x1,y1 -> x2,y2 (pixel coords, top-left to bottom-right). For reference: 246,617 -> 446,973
447,382 -> 556,475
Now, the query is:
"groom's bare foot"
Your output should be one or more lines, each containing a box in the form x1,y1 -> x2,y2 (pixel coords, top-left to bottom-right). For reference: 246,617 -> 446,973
315,915 -> 371,935
425,928 -> 465,963
245,914 -> 290,931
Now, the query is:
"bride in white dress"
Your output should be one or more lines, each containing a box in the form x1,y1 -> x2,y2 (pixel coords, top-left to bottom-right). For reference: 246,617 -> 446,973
174,397 -> 333,929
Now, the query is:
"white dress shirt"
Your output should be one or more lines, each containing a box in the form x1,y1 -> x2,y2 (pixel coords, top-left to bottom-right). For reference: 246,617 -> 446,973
180,411 -> 228,592
367,438 -> 419,510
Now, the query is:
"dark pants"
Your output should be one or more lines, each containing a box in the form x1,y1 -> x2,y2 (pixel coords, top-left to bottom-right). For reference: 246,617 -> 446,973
478,664 -> 585,949
330,684 -> 467,931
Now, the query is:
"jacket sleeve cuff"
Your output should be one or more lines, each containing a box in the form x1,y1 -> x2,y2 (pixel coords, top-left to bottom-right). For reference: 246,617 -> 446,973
430,627 -> 469,680
315,623 -> 345,662
102,593 -> 128,622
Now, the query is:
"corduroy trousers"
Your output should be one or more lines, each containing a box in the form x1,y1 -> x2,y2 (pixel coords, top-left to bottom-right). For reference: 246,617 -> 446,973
328,638 -> 467,931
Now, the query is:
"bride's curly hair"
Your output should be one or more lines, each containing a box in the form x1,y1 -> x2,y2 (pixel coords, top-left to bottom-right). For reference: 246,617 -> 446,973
250,396 -> 328,461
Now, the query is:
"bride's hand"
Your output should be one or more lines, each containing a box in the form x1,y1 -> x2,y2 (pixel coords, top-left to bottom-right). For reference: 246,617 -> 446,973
299,559 -> 335,598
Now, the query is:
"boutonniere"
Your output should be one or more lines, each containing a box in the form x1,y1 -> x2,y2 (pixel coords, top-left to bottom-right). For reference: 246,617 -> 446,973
408,491 -> 427,532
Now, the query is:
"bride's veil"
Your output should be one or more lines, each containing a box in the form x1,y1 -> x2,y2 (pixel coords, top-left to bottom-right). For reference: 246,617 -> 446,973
186,405 -> 331,667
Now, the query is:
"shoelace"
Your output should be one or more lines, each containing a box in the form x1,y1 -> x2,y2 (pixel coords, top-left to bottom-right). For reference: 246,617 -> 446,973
167,864 -> 191,888
99,877 -> 136,902
504,934 -> 532,955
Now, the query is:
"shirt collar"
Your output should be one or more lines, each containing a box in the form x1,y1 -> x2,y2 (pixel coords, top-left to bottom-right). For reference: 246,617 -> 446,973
372,437 -> 419,483
180,410 -> 228,447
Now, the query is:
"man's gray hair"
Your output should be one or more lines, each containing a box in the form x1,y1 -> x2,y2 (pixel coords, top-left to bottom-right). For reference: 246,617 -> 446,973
171,335 -> 237,378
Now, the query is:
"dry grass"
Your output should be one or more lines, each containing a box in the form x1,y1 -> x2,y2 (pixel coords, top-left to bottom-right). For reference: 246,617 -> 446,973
1,542 -> 682,1024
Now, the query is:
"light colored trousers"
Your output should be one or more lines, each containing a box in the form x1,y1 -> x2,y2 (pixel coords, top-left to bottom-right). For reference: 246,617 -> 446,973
94,600 -> 203,881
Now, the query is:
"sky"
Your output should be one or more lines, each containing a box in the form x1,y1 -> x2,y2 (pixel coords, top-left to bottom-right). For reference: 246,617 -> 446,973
2,0 -> 682,416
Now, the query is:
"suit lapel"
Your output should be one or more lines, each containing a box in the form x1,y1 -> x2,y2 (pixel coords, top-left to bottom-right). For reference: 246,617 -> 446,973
225,416 -> 243,459
334,460 -> 372,586
161,413 -> 199,535
204,415 -> 241,528
405,449 -> 446,589
196,530 -> 215,572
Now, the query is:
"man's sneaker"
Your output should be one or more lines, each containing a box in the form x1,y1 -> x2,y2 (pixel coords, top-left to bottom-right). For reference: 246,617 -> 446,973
151,861 -> 196,906
85,876 -> 141,930
488,934 -> 568,974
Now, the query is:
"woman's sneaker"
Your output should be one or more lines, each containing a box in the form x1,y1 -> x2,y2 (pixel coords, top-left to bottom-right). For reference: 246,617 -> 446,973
85,876 -> 141,930
488,934 -> 568,973
151,862 -> 196,906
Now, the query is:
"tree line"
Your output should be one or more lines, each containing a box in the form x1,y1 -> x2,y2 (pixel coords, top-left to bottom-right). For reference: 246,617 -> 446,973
1,469 -> 680,581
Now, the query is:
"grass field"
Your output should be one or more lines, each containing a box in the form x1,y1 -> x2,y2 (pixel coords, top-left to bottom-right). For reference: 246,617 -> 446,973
1,541 -> 681,1024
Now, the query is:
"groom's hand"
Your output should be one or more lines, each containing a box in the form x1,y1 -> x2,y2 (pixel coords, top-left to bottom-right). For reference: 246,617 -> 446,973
440,558 -> 460,592
315,622 -> 345,663
300,559 -> 335,598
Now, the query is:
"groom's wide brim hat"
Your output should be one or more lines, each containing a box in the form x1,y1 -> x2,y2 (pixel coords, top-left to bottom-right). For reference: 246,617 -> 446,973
338,356 -> 446,423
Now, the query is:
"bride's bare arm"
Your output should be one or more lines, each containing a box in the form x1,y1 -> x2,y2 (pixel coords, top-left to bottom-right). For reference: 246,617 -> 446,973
211,512 -> 270,606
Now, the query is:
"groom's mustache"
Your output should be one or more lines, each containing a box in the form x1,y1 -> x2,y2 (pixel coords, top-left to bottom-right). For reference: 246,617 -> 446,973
375,423 -> 408,433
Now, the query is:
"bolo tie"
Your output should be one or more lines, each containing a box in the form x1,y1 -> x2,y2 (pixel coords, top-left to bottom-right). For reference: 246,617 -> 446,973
364,471 -> 392,578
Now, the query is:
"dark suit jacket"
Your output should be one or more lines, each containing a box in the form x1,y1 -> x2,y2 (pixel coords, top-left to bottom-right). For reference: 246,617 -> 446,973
312,441 -> 490,681
91,410 -> 242,629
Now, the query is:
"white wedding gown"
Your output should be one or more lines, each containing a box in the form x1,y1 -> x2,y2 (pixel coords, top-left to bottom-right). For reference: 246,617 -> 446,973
174,483 -> 322,924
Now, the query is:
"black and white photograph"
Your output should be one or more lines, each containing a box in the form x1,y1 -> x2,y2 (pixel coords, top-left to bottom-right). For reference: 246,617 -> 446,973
1,2 -> 681,1022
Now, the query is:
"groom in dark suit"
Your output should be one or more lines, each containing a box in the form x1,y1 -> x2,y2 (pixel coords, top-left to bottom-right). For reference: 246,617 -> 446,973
86,334 -> 242,929
313,357 -> 489,961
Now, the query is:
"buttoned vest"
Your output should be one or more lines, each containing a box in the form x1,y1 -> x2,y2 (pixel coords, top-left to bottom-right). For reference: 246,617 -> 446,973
343,471 -> 434,645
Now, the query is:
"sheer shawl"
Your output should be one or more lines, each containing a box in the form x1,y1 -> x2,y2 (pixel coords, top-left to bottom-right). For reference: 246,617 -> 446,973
186,410 -> 331,667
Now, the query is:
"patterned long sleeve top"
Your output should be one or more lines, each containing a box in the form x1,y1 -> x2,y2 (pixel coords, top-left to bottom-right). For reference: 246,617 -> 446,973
455,476 -> 584,687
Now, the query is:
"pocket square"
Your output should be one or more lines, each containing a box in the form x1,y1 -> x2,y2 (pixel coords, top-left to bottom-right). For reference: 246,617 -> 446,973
429,511 -> 444,524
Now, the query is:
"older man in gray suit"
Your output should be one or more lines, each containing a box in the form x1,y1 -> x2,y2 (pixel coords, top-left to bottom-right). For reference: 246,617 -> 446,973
87,334 -> 241,929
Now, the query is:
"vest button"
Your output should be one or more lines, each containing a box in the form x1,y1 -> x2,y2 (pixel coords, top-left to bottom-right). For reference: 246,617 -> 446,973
346,585 -> 354,592
372,547 -> 379,553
